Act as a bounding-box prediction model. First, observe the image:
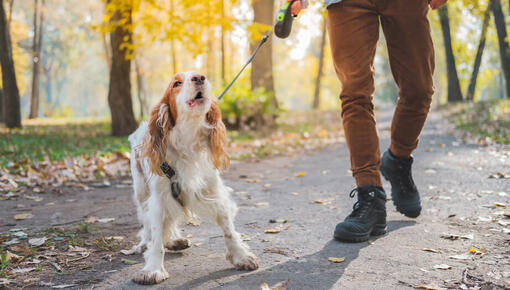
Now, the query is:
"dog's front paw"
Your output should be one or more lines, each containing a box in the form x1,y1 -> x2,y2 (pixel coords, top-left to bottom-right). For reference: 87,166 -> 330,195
132,269 -> 169,285
165,238 -> 191,251
227,250 -> 259,271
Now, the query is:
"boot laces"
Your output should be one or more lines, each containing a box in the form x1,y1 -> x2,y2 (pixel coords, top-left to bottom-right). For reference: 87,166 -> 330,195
348,188 -> 374,218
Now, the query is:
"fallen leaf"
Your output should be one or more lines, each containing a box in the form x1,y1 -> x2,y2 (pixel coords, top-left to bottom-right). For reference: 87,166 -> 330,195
11,267 -> 37,273
269,219 -> 288,224
121,258 -> 137,265
498,220 -> 510,227
413,284 -> 444,290
328,257 -> 345,263
0,278 -> 13,285
85,216 -> 98,224
14,213 -> 33,220
264,248 -> 293,257
433,264 -> 452,270
494,202 -> 509,207
265,228 -> 281,234
68,245 -> 88,252
260,279 -> 290,290
313,200 -> 331,205
104,236 -> 124,241
295,172 -> 306,177
5,251 -> 22,262
421,248 -> 440,253
120,249 -> 134,255
469,248 -> 483,255
52,284 -> 77,289
461,233 -> 474,240
440,233 -> 473,240
28,237 -> 48,247
449,254 -> 470,260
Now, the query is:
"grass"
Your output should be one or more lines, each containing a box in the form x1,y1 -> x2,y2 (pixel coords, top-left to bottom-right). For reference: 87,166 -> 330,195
444,99 -> 510,144
0,118 -> 130,169
0,248 -> 11,277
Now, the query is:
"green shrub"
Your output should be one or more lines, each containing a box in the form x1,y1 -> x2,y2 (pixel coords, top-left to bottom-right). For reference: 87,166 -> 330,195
217,85 -> 280,133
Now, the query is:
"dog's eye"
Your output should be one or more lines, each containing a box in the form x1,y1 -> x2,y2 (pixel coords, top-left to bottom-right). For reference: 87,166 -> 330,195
173,81 -> 182,88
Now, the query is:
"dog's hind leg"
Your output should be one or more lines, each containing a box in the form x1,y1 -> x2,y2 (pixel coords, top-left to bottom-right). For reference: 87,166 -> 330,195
210,186 -> 258,271
163,217 -> 191,251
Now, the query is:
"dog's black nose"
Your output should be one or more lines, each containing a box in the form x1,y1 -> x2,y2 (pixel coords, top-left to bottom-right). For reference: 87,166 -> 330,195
191,74 -> 206,85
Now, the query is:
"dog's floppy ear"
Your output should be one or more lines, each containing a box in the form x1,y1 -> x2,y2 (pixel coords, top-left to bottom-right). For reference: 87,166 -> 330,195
143,89 -> 177,175
206,100 -> 229,170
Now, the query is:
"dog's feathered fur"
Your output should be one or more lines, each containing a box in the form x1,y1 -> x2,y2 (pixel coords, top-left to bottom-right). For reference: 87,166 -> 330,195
127,72 -> 258,285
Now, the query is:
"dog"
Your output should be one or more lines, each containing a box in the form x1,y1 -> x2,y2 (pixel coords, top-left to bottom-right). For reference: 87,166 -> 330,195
127,71 -> 259,285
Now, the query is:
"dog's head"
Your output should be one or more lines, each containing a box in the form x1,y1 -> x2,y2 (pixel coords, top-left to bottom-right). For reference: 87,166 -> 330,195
142,72 -> 229,175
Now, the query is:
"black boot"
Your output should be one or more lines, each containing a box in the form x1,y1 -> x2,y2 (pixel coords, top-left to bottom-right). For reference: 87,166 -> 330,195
334,185 -> 387,243
380,149 -> 422,218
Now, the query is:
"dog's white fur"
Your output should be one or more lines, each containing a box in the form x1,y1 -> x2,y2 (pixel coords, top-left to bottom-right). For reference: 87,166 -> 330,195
127,71 -> 258,285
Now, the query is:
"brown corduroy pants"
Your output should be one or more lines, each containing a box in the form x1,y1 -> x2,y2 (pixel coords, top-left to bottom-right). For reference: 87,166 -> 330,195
327,0 -> 435,187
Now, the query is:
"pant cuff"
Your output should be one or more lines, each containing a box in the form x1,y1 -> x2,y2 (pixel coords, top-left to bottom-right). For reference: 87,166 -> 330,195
354,172 -> 382,187
389,143 -> 412,159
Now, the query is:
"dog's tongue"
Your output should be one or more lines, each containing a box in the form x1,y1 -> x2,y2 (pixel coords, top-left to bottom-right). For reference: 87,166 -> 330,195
187,99 -> 197,107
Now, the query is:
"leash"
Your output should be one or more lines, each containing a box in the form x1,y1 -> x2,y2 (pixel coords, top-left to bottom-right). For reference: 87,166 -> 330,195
217,33 -> 270,101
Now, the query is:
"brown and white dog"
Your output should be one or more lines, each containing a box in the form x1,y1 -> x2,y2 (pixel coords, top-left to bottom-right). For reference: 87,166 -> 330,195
127,72 -> 258,285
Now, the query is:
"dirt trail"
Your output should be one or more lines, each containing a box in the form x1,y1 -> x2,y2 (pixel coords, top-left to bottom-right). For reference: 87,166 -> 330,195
1,109 -> 509,289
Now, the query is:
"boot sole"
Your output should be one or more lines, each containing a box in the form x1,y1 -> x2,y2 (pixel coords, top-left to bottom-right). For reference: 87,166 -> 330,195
334,224 -> 387,243
380,169 -> 422,218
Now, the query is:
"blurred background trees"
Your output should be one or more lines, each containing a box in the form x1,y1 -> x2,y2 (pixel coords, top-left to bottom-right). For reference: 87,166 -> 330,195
0,0 -> 508,133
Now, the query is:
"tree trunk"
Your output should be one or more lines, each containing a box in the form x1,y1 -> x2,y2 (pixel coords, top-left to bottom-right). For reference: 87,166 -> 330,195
29,0 -> 44,118
466,6 -> 490,101
7,0 -> 13,24
0,89 -> 3,122
134,56 -> 146,119
438,5 -> 463,102
313,16 -> 327,109
102,32 -> 111,71
490,0 -> 510,99
0,0 -> 21,128
107,0 -> 137,136
251,0 -> 277,108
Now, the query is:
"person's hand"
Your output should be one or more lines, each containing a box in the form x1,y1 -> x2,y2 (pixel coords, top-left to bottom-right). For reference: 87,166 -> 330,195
429,0 -> 447,9
280,0 -> 309,16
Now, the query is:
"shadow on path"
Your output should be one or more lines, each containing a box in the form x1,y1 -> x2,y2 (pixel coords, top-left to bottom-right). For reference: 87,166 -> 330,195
170,220 -> 416,290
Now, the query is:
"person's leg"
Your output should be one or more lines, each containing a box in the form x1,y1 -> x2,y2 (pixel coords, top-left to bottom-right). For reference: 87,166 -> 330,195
378,0 -> 435,218
328,0 -> 387,243
327,0 -> 382,187
379,0 -> 435,158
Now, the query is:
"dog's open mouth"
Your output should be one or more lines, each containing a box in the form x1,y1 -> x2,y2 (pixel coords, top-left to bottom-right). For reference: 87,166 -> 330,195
187,91 -> 205,107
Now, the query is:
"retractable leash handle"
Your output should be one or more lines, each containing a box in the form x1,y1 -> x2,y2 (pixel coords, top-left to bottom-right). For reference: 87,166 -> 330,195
274,0 -> 296,39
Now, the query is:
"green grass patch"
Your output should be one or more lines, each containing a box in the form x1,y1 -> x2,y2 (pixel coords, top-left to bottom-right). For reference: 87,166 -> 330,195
444,99 -> 510,144
0,119 -> 130,169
